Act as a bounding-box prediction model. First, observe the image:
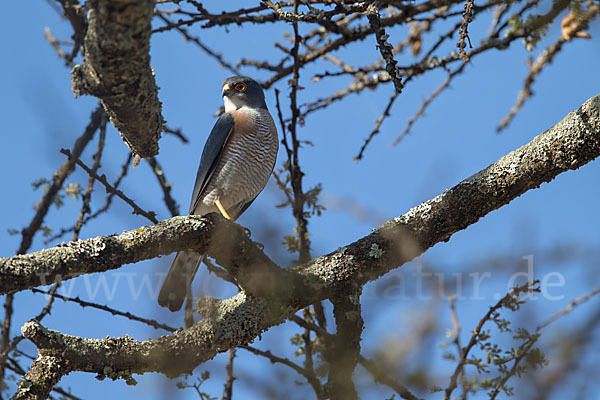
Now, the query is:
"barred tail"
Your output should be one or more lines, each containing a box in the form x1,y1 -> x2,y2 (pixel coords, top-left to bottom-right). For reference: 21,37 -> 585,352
158,250 -> 203,311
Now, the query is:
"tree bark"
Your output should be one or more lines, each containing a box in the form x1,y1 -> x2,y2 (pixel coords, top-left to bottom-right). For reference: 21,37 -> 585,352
71,0 -> 163,158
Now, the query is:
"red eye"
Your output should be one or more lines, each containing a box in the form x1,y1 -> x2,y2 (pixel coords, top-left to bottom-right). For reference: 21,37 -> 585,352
235,82 -> 247,92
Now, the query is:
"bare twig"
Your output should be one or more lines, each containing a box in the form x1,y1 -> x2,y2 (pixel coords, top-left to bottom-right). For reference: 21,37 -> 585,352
497,4 -> 598,132
202,258 -> 236,285
44,27 -> 71,66
18,105 -> 105,254
221,348 -> 236,400
54,0 -> 87,63
60,149 -> 159,224
240,345 -> 324,398
147,156 -> 181,217
30,288 -> 176,332
72,116 -> 108,240
538,286 -> 600,331
156,14 -> 241,75
354,92 -> 399,161
184,283 -> 195,329
448,294 -> 468,397
163,125 -> 189,143
488,284 -> 600,399
359,356 -> 424,400
45,153 -> 132,244
393,63 -> 468,146
457,0 -> 475,62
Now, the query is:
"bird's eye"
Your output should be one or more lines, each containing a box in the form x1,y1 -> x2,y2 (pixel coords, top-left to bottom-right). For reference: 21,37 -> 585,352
235,82 -> 247,92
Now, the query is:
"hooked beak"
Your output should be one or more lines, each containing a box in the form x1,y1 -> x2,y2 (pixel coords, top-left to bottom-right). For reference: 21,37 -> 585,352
222,83 -> 231,97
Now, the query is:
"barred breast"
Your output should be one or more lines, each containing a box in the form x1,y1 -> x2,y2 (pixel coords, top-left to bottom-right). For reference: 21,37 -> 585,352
198,106 -> 279,219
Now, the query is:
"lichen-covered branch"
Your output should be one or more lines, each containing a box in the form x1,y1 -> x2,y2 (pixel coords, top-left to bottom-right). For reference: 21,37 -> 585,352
326,285 -> 363,400
366,3 -> 404,94
71,0 -> 164,158
0,215 -> 219,295
8,93 -> 600,397
11,355 -> 68,400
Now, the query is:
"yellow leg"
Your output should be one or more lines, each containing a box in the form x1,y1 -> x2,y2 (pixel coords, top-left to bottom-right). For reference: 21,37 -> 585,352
216,199 -> 251,236
215,199 -> 232,220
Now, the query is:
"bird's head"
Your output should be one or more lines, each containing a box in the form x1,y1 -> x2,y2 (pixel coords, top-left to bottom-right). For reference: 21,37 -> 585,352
222,76 -> 266,112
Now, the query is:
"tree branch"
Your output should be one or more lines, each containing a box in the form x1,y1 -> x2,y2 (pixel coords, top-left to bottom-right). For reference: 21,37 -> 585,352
60,148 -> 159,223
221,348 -> 235,400
17,105 -> 105,255
366,3 -> 404,94
11,355 -> 68,400
240,345 -> 324,398
326,285 -> 363,399
71,0 -> 164,158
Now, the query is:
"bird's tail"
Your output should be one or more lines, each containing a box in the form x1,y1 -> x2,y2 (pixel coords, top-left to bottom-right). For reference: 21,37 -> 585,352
158,250 -> 203,312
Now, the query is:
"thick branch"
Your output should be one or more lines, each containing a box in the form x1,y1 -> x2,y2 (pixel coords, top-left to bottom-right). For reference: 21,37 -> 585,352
1,214 -> 221,295
326,285 -> 363,399
72,0 -> 163,158
7,94 -> 600,391
11,355 -> 68,400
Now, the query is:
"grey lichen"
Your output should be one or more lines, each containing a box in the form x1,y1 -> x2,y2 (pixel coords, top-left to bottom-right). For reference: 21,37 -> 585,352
369,243 -> 384,259
97,366 -> 138,386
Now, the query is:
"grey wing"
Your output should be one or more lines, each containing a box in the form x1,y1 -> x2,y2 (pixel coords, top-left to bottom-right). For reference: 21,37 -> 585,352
188,112 -> 235,214
221,196 -> 259,222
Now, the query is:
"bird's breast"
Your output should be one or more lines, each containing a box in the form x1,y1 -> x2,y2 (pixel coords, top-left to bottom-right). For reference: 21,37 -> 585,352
200,107 -> 278,214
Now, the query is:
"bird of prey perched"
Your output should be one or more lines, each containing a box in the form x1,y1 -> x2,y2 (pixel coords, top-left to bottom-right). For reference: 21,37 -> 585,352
158,76 -> 279,311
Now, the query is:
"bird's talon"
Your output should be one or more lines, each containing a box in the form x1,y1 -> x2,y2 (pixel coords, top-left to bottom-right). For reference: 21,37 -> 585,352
253,241 -> 265,251
229,221 -> 247,234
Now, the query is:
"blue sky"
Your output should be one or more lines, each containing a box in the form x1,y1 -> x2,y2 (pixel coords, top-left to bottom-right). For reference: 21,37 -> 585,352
1,1 -> 600,399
